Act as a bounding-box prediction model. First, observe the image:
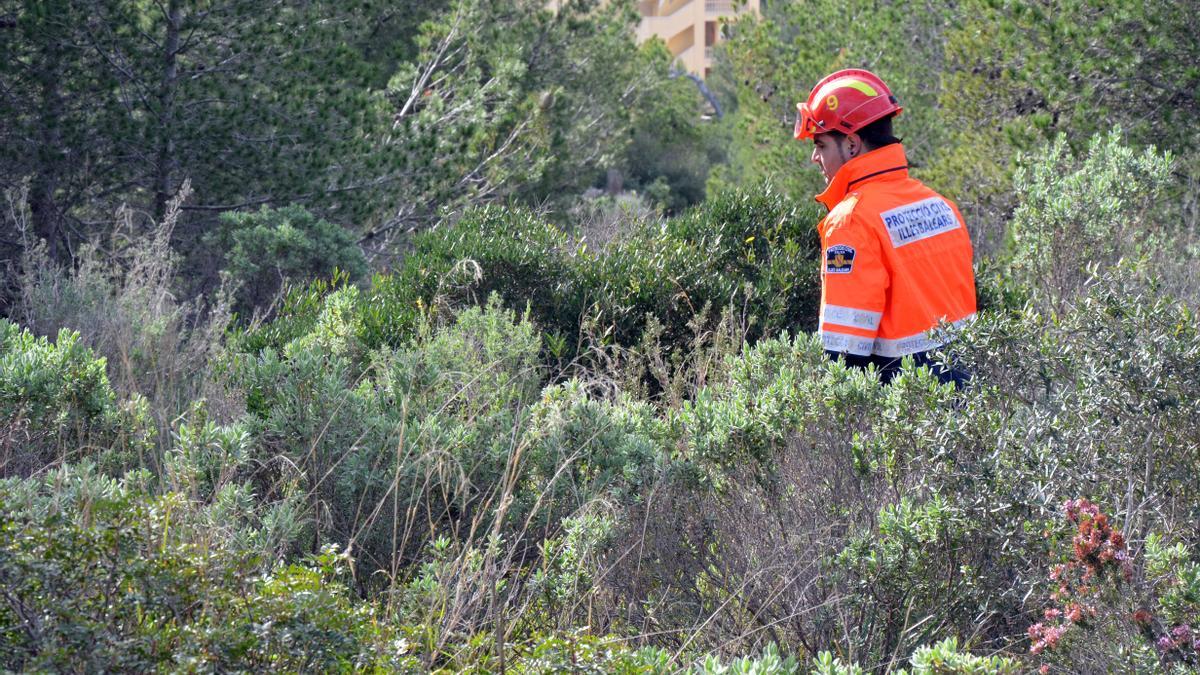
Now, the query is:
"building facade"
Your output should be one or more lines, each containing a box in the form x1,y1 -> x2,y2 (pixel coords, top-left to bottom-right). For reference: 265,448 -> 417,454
635,0 -> 759,77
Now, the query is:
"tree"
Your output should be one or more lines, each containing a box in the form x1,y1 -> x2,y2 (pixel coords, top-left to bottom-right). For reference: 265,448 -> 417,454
366,0 -> 688,250
935,0 -> 1200,241
709,0 -> 951,203
0,0 -> 424,266
0,0 -> 132,259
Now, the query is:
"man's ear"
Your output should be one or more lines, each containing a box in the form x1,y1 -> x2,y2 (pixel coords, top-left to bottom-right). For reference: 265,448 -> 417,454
845,132 -> 863,157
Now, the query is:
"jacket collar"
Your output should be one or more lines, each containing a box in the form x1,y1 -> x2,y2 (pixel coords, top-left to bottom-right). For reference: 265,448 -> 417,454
815,143 -> 909,210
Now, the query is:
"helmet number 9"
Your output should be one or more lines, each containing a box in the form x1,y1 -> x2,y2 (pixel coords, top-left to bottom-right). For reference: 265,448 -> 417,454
826,95 -> 839,111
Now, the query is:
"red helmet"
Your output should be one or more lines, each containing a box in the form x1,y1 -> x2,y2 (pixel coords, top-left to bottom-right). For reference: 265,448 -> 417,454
794,68 -> 902,141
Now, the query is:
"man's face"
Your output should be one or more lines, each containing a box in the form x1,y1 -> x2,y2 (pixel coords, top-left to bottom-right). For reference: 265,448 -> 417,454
811,132 -> 855,184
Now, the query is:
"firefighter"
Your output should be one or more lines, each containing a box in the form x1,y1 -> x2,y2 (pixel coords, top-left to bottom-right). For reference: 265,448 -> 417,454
795,68 -> 975,386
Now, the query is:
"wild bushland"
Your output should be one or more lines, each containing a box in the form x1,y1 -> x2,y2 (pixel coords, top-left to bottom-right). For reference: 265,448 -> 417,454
586,132 -> 1200,671
11,183 -> 236,453
1,132 -> 1198,673
237,186 -> 821,373
0,465 -> 409,672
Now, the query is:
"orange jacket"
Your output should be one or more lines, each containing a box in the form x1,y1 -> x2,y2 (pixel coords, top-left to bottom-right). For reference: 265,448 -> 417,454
815,143 -> 975,359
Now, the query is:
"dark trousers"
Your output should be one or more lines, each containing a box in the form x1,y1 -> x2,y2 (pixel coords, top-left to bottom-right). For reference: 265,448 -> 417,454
827,349 -> 970,389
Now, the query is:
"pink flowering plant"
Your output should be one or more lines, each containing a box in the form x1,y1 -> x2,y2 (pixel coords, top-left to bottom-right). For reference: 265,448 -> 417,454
1029,499 -> 1200,672
1028,499 -> 1131,657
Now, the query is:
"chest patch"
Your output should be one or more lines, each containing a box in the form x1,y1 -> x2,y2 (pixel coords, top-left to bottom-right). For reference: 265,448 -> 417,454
880,197 -> 959,248
825,244 -> 856,274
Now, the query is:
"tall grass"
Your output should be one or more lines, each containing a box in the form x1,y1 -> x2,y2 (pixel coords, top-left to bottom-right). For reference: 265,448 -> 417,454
13,182 -> 237,454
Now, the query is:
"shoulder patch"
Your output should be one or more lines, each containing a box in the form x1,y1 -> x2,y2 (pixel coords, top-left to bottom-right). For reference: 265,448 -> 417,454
825,244 -> 855,274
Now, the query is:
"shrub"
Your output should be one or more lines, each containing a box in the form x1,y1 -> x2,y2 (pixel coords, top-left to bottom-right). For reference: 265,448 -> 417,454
0,465 -> 411,672
16,184 -> 235,444
361,205 -> 579,350
516,380 -> 662,534
601,332 -> 974,662
813,638 -> 1018,675
831,497 -> 980,668
934,265 -> 1200,635
239,186 -> 822,381
697,643 -> 800,674
232,297 -> 653,582
581,186 -> 821,353
1143,534 -> 1200,669
0,320 -> 153,477
210,204 -> 368,316
1005,130 -> 1173,310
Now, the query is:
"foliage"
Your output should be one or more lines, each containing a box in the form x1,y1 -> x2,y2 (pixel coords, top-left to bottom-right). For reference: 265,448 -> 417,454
813,638 -> 1017,675
1015,499 -> 1197,673
228,297 -> 664,587
209,204 -> 368,316
905,638 -> 1019,674
595,186 -> 821,351
0,320 -> 152,477
621,72 -> 727,214
0,0 -> 404,261
831,497 -> 979,667
375,0 -> 690,241
608,336 -> 976,664
939,0 -> 1200,237
3,2 -> 1200,671
243,186 -> 821,373
697,643 -> 800,674
1005,130 -> 1173,310
14,185 -> 234,447
1143,534 -> 1200,670
0,464 -> 412,672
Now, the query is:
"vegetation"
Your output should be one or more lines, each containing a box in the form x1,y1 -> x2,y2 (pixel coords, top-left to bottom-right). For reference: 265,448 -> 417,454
1,0 -> 1198,672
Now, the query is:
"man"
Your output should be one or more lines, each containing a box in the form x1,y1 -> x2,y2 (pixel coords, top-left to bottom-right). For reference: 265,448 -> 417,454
795,68 -> 975,386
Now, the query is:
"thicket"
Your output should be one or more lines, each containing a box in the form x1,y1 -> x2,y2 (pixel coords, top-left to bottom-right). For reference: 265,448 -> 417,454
236,187 -> 822,369
5,128 -> 1199,672
2,0 -> 1199,672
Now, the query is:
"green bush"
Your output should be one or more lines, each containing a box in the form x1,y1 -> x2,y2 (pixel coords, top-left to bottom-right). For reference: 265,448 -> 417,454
230,297 -> 659,581
14,189 -> 236,449
0,320 -> 153,477
812,638 -> 1017,675
696,643 -> 800,674
211,204 -> 368,316
582,186 -> 821,351
517,381 -> 662,535
0,465 -> 411,672
374,205 -> 577,346
239,186 -> 822,375
830,497 -> 980,667
606,334 -> 974,662
1005,130 -> 1173,310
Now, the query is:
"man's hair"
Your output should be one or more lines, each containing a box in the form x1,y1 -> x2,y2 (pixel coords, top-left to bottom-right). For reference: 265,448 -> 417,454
826,113 -> 901,150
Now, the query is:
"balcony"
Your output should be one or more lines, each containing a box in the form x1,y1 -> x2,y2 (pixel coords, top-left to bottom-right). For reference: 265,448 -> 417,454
639,0 -> 694,17
705,0 -> 733,13
665,24 -> 695,57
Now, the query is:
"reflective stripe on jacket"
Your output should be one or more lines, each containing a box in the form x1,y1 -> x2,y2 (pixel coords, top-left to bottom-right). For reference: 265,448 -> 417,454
814,143 -> 976,358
